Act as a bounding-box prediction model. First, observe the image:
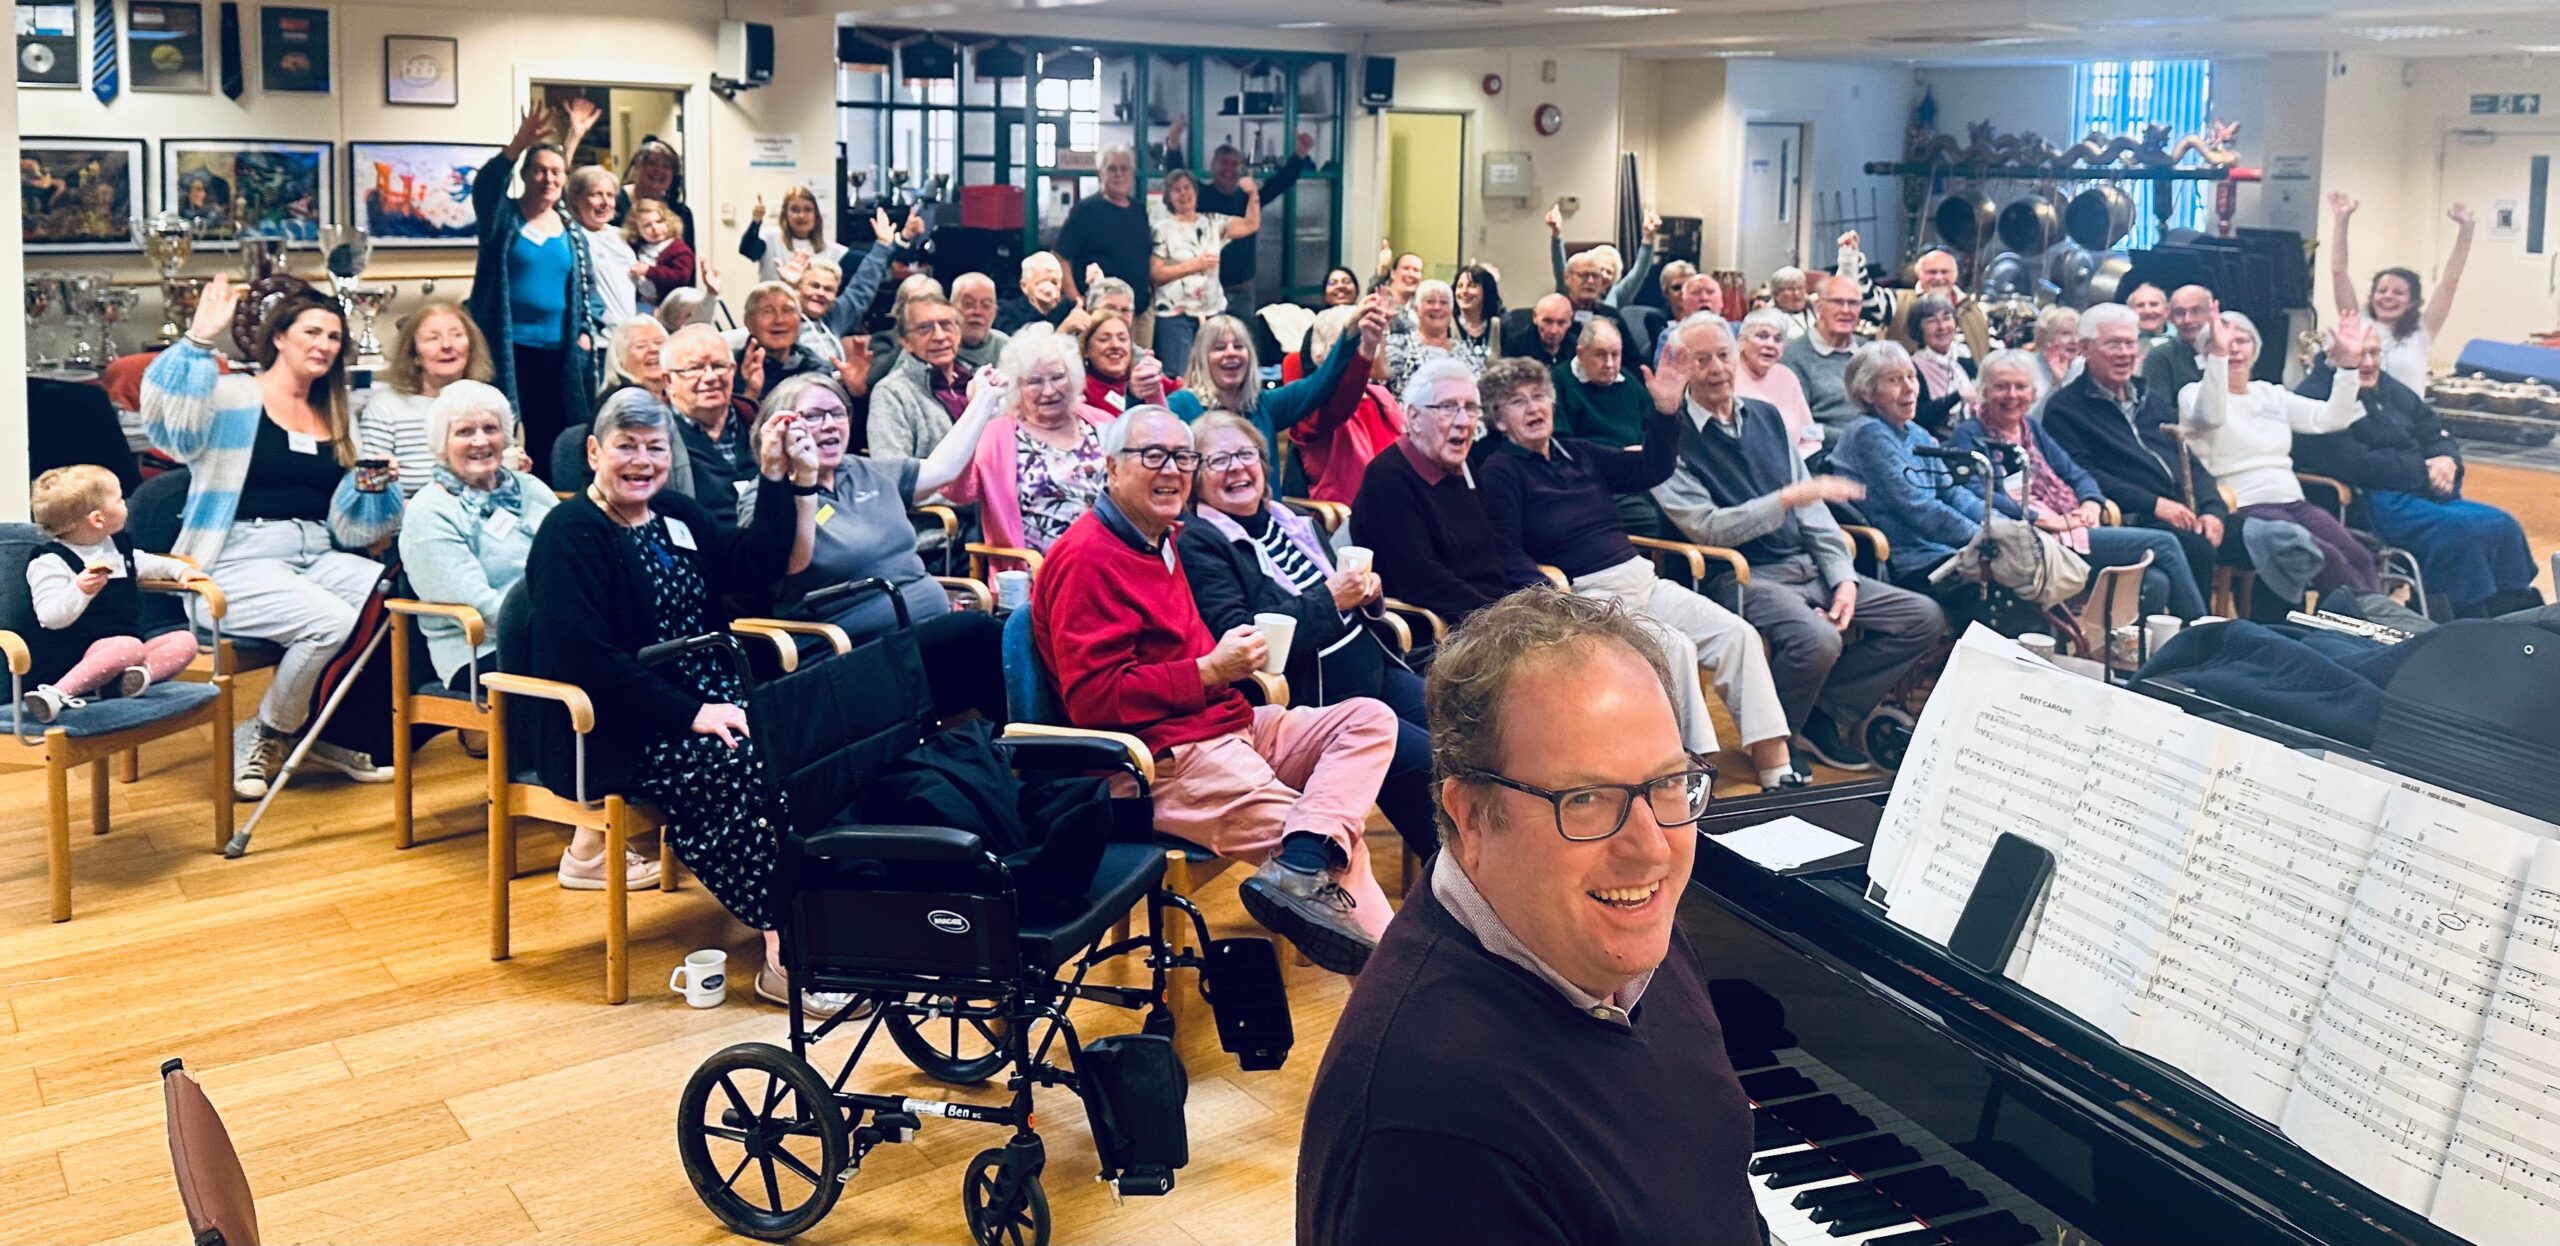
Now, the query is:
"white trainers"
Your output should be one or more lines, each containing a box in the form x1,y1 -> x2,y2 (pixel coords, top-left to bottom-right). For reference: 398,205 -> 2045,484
557,845 -> 664,891
232,722 -> 290,801
303,739 -> 392,783
18,687 -> 80,725
117,665 -> 152,698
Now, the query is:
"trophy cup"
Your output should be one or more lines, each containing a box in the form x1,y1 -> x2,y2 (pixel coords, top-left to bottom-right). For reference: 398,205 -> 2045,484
162,277 -> 209,347
137,211 -> 196,344
345,284 -> 397,365
61,272 -> 106,370
24,275 -> 57,371
97,286 -> 138,363
319,226 -> 380,360
240,235 -> 293,284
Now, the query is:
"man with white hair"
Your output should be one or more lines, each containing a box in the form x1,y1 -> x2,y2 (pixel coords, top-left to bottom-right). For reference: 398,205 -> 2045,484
1354,360 -> 1545,624
1767,265 -> 1813,338
662,323 -> 759,526
1035,405 -> 1399,974
949,271 -> 1012,370
1055,145 -> 1153,310
1780,272 -> 1871,430
1652,314 -> 1944,770
1858,240 -> 1991,361
998,251 -> 1075,334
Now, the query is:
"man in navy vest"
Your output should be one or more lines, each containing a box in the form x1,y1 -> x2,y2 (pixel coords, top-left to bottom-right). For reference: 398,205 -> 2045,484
1651,313 -> 1945,773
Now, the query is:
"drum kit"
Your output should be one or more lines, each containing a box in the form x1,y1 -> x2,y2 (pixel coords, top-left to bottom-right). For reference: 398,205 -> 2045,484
22,217 -> 398,375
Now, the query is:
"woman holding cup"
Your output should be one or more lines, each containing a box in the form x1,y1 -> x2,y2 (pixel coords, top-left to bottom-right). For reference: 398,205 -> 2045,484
141,275 -> 406,800
1176,412 -> 1438,854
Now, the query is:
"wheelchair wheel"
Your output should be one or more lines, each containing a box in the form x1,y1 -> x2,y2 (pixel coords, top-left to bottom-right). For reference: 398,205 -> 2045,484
885,996 -> 1014,1086
1862,705 -> 1917,773
961,1147 -> 1051,1246
677,1042 -> 849,1240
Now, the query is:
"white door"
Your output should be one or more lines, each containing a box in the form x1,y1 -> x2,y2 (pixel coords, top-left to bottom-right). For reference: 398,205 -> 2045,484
1740,123 -> 1804,279
2431,127 -> 2560,359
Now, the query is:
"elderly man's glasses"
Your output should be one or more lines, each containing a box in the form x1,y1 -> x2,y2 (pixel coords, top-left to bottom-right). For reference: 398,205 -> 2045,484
670,361 -> 733,382
1422,400 -> 1485,418
1467,758 -> 1718,842
1204,448 -> 1260,471
1119,447 -> 1202,471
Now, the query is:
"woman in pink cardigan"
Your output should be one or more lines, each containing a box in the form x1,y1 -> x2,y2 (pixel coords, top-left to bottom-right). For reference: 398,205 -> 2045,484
1288,297 -> 1402,504
940,328 -> 1117,566
1735,307 -> 1824,459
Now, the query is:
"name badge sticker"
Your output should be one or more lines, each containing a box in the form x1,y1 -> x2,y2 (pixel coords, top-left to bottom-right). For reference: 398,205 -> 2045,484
480,509 -> 519,541
665,517 -> 698,550
287,431 -> 321,455
814,503 -> 837,526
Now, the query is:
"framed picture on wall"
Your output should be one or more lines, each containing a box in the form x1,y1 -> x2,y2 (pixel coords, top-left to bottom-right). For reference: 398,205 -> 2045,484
382,34 -> 455,107
259,6 -> 330,93
161,139 -> 333,246
16,3 -> 82,88
348,141 -> 500,247
127,0 -> 208,93
21,137 -> 147,252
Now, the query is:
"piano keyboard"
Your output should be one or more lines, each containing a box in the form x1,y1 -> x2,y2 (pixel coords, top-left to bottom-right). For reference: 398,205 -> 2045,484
1733,1048 -> 2089,1246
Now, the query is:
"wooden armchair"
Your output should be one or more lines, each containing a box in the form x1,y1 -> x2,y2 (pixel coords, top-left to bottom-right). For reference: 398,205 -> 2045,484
966,542 -> 1045,584
1282,497 -> 1350,535
385,599 -> 489,851
120,568 -> 266,783
1,525 -> 232,921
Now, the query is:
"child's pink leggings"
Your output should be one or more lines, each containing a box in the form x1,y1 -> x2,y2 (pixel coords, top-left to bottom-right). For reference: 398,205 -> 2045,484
49,633 -> 197,698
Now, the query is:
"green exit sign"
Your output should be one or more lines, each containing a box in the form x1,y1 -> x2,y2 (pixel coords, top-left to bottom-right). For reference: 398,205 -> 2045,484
2472,93 -> 2543,115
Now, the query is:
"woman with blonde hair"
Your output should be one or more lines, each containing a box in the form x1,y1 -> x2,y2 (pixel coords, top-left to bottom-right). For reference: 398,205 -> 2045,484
361,297 -> 498,499
1168,311 -> 1371,449
943,329 -> 1117,559
739,185 -> 846,284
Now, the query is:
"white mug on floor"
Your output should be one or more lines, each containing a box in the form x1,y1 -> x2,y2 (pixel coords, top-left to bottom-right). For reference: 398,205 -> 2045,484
671,949 -> 727,1008
1253,612 -> 1297,674
2144,613 -> 2183,654
1335,545 -> 1373,577
994,569 -> 1032,611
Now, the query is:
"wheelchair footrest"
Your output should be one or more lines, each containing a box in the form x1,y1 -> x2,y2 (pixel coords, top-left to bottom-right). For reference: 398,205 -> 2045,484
1115,1166 -> 1176,1197
1200,936 -> 1293,1071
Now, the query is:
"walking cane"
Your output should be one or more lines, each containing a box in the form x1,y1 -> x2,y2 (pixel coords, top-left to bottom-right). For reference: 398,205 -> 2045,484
224,620 -> 391,858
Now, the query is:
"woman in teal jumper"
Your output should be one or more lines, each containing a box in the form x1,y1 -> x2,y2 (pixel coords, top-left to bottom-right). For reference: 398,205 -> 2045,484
468,99 -> 608,483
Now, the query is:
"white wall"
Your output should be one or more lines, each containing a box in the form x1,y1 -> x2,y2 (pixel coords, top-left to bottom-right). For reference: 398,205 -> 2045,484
1720,59 -> 1911,267
1342,48 -> 1629,298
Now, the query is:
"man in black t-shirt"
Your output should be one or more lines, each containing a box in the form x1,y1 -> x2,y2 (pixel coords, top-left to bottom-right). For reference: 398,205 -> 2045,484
1053,145 -> 1152,314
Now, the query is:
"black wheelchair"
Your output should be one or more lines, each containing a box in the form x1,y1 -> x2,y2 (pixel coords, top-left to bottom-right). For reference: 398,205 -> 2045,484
673,581 -> 1296,1244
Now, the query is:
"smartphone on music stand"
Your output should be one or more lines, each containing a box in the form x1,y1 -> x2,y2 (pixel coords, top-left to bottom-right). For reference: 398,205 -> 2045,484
1949,832 -> 2054,975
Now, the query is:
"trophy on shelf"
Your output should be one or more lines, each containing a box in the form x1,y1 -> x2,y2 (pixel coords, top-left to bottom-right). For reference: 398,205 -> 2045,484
319,226 -> 392,363
162,277 -> 209,347
344,285 -> 397,364
239,235 -> 293,284
23,274 -> 59,370
137,211 -> 197,344
97,286 -> 138,363
60,272 -> 107,369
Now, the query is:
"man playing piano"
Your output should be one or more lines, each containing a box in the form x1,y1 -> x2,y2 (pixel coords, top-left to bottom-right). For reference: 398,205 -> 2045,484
1297,589 -> 1763,1245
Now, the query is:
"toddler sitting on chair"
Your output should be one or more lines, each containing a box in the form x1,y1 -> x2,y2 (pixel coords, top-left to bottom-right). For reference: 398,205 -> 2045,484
20,466 -> 201,723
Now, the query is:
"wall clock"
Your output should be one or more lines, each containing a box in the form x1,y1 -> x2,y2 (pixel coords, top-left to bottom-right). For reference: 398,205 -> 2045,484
1482,73 -> 1503,96
1533,103 -> 1564,136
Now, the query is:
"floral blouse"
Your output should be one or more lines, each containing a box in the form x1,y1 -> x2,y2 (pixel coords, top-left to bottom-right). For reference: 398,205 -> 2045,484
1016,422 -> 1107,551
1150,210 -> 1235,319
1383,328 -> 1489,396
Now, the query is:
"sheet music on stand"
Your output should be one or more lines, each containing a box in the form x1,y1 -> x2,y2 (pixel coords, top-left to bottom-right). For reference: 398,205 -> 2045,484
1877,625 -> 2560,1241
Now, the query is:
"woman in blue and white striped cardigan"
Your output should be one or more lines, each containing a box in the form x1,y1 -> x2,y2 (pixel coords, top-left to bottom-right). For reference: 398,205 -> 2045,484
141,275 -> 405,800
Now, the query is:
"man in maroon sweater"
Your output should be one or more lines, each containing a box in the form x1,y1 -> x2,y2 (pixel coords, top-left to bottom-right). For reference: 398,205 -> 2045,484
1298,590 -> 1760,1243
1033,406 -> 1398,974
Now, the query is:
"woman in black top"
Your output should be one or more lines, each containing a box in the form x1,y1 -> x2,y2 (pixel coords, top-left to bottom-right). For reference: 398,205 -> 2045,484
1176,413 -> 1435,853
521,396 -> 829,1009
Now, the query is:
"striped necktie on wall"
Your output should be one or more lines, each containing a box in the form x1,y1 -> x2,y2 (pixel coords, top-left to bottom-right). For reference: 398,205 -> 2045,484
90,0 -> 119,103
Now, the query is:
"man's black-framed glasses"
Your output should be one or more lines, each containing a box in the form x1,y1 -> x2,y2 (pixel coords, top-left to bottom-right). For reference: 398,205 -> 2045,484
1120,447 -> 1203,471
1465,757 -> 1718,842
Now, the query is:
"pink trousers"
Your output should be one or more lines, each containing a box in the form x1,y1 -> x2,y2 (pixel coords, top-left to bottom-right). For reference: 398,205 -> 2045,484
1139,698 -> 1398,938
48,633 -> 196,698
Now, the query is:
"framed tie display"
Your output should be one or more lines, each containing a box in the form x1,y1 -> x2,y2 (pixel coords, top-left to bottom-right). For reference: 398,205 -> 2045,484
17,2 -> 81,87
258,4 -> 325,92
21,137 -> 147,252
126,0 -> 205,93
161,138 -> 332,245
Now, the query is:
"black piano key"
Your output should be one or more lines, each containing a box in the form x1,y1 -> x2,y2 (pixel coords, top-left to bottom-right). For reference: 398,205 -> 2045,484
1794,1183 -> 1890,1213
1899,1186 -> 1988,1220
1942,1212 -> 2039,1246
1869,1169 -> 1976,1212
1765,1160 -> 1850,1190
1727,1049 -> 1782,1073
1822,1135 -> 1920,1171
1862,1228 -> 1950,1246
1754,1117 -> 1800,1151
1749,1148 -> 1840,1179
1804,1188 -> 1897,1224
1828,1207 -> 1922,1236
1739,1068 -> 1820,1101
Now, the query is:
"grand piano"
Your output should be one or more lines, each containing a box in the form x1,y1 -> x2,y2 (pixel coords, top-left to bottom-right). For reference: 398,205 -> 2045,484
1688,778 -> 2477,1246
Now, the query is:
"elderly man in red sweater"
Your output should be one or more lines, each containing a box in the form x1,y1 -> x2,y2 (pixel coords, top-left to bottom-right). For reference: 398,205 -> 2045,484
1034,405 -> 1398,974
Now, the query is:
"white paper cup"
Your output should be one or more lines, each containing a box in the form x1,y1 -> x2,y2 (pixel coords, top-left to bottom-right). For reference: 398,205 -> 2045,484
1253,612 -> 1297,674
1335,545 -> 1373,576
994,569 -> 1032,610
2144,613 -> 2183,654
670,949 -> 727,1009
2017,632 -> 2057,660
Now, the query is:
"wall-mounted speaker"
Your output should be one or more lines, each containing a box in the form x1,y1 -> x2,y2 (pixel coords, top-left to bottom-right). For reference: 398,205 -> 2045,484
1361,56 -> 1396,109
717,21 -> 774,91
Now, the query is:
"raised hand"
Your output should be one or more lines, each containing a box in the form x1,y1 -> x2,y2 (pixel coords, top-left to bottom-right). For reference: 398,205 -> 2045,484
1296,130 -> 1317,159
700,263 -> 723,296
561,98 -> 602,144
2328,308 -> 2368,367
1642,209 -> 1662,242
1237,175 -> 1257,197
1130,350 -> 1166,403
1836,229 -> 1862,255
776,250 -> 809,286
1084,262 -> 1105,292
1356,294 -> 1392,355
871,206 -> 897,248
1545,204 -> 1563,238
508,102 -> 548,153
1641,356 -> 1692,414
751,194 -> 768,224
188,274 -> 241,345
739,341 -> 767,399
2449,203 -> 2477,230
2329,191 -> 2358,219
839,334 -> 874,393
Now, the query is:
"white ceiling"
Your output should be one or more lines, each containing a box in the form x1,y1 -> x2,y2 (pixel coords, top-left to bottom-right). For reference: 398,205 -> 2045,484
820,0 -> 2560,62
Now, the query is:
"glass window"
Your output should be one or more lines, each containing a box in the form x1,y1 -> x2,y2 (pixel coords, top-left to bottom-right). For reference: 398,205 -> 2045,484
2071,59 -> 2213,248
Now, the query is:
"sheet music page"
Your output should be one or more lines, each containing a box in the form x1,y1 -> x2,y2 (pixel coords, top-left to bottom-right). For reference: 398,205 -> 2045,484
2278,780 -> 2556,1211
2017,693 -> 2224,1038
1883,643 -> 2112,954
2430,841 -> 2560,1245
2122,735 -> 2392,1121
1866,627 -> 2015,905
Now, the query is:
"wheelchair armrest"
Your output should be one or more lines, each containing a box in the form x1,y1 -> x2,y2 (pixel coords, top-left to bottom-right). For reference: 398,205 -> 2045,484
1537,564 -> 1570,591
2297,472 -> 2352,518
2098,500 -> 2122,527
1240,670 -> 1288,707
1840,524 -> 1891,566
936,575 -> 997,612
1630,534 -> 1749,586
385,598 -> 487,649
1002,723 -> 1155,787
1380,598 -> 1448,646
1282,496 -> 1349,534
1374,609 -> 1413,654
482,673 -> 596,734
732,618 -> 854,662
727,624 -> 804,673
0,629 -> 27,677
798,822 -> 988,865
141,575 -> 227,621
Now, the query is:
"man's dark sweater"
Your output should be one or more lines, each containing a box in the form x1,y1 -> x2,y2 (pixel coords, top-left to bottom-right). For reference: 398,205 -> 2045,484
1354,439 -> 1538,625
2291,363 -> 2458,496
1479,413 -> 1679,582
1552,361 -> 1650,447
1055,194 -> 1153,306
1499,311 -> 1578,368
996,296 -> 1072,335
1296,878 -> 1760,1246
2039,371 -> 2227,524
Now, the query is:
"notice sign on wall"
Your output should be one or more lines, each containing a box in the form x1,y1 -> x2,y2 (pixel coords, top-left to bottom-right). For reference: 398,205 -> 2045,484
2494,199 -> 2522,239
2472,93 -> 2542,116
747,134 -> 798,170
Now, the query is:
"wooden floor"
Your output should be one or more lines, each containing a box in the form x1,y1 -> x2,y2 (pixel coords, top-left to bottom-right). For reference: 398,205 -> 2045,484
2,463 -> 2549,1245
